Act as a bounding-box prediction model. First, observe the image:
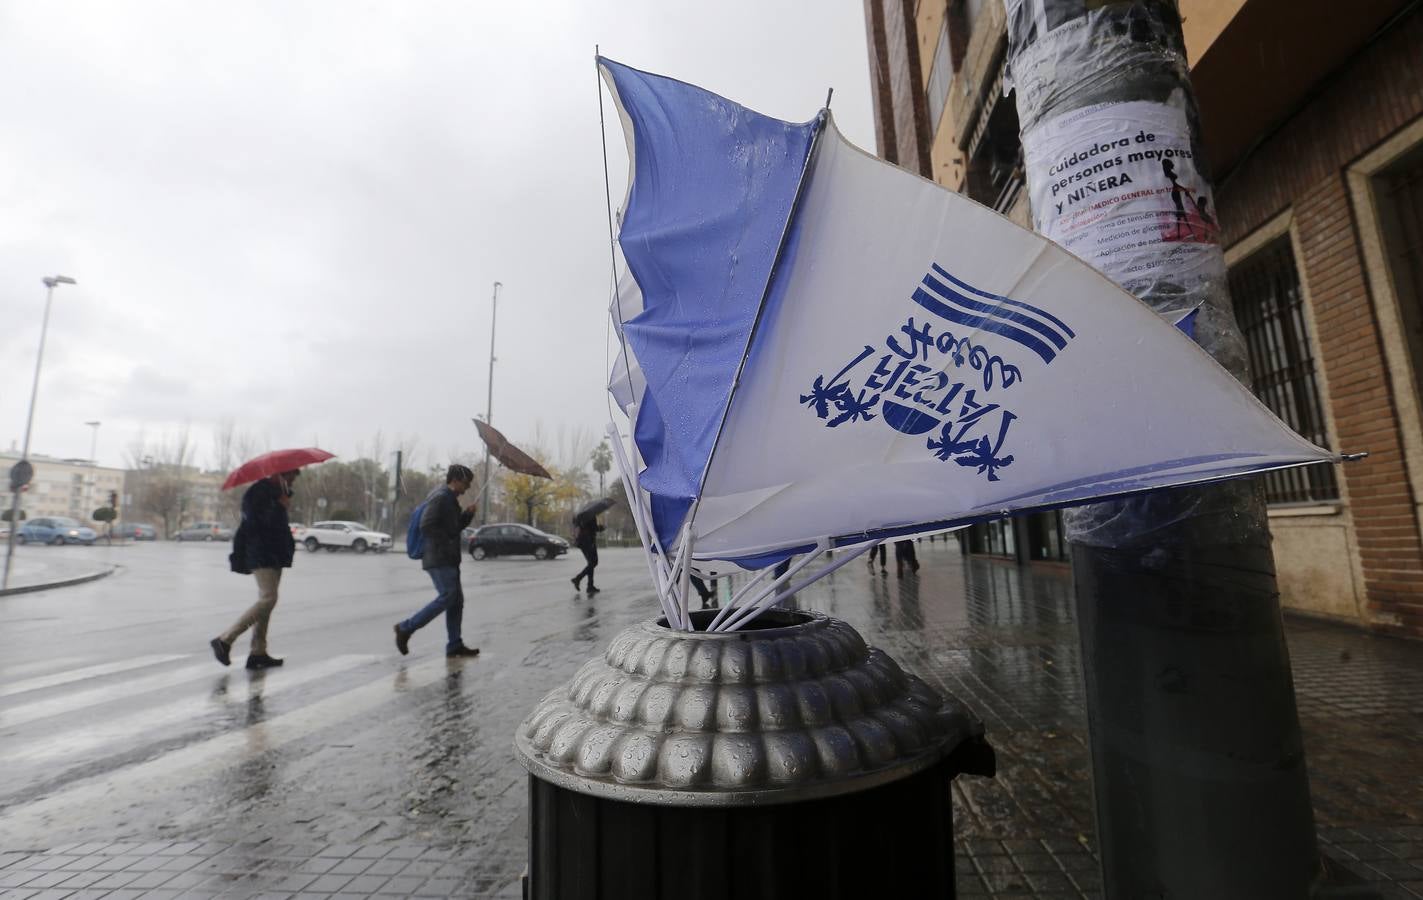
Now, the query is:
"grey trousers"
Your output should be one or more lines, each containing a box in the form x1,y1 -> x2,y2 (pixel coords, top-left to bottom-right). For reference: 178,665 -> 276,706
220,568 -> 281,655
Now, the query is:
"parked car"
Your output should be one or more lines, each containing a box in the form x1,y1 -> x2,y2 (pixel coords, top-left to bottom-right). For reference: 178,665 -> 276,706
113,522 -> 158,541
17,517 -> 98,546
174,522 -> 233,542
300,520 -> 392,554
466,523 -> 569,560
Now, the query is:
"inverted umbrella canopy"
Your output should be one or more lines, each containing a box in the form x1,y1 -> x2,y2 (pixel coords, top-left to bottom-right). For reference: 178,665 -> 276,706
222,448 -> 334,491
574,497 -> 617,524
473,419 -> 552,479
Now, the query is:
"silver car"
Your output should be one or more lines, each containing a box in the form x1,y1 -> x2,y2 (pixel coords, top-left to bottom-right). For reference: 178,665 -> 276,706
174,521 -> 234,542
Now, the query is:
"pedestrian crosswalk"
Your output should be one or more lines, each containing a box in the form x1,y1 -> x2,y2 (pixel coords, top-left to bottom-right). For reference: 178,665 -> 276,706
0,650 -> 477,840
0,654 -> 187,699
1,654 -> 381,764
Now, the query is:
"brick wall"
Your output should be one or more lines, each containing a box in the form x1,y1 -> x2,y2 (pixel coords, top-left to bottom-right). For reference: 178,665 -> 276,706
1214,8 -> 1423,636
863,0 -> 898,163
865,0 -> 934,177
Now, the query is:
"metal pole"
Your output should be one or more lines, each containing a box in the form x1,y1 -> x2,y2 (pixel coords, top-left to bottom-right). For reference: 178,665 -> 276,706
4,276 -> 75,591
1000,3 -> 1318,896
480,280 -> 501,526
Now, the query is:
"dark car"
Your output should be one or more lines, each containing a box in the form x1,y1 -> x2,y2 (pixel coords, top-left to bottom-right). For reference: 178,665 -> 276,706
467,523 -> 569,560
113,522 -> 158,541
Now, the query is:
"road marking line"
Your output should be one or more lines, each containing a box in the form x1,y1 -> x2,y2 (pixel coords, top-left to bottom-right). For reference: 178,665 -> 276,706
0,655 -> 457,836
0,655 -> 381,765
0,654 -> 190,699
0,660 -> 232,727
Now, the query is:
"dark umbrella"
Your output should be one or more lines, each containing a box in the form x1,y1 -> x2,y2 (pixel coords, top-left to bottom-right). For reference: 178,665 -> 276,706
574,497 -> 617,525
222,447 -> 334,490
473,419 -> 552,479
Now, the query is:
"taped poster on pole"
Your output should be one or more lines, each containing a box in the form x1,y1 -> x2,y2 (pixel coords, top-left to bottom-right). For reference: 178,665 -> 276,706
1023,99 -> 1223,295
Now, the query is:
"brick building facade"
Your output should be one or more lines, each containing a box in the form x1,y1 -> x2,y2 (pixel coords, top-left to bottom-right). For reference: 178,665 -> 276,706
863,0 -> 1423,637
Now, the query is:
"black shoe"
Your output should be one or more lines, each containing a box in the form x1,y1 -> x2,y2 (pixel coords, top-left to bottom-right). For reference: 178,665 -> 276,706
571,576 -> 582,590
394,624 -> 411,656
586,585 -> 601,595
446,644 -> 480,658
246,654 -> 284,670
210,638 -> 231,667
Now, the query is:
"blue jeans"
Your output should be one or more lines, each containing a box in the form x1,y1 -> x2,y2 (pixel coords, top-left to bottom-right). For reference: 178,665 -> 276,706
400,566 -> 464,652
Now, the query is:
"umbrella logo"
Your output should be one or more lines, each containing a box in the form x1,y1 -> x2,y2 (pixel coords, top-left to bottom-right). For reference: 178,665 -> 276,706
800,263 -> 1071,482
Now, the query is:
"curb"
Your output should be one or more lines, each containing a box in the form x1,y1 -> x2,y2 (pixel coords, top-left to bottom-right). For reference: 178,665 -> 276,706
0,565 -> 119,597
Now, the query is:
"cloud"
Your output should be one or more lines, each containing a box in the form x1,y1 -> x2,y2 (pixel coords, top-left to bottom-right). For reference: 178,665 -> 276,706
0,0 -> 876,471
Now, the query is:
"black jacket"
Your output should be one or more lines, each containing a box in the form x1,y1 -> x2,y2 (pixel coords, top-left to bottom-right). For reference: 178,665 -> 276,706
231,478 -> 295,572
574,518 -> 604,550
420,485 -> 475,570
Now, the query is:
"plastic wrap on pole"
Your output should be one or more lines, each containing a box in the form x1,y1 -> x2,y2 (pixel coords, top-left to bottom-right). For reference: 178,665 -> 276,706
1004,0 -> 1260,549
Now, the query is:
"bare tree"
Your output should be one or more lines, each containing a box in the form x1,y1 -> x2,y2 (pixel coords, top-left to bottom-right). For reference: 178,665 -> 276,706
126,426 -> 197,537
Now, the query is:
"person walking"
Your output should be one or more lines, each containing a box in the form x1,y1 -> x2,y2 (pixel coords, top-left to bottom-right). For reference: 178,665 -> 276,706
571,513 -> 604,595
211,469 -> 300,670
894,539 -> 920,576
867,542 -> 887,573
394,464 -> 481,658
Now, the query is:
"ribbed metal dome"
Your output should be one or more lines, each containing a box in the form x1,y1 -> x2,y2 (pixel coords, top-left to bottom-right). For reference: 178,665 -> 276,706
515,609 -> 983,806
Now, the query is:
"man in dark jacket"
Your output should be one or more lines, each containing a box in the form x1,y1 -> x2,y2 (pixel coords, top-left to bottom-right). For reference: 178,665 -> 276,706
570,514 -> 604,595
210,469 -> 299,670
394,464 -> 480,658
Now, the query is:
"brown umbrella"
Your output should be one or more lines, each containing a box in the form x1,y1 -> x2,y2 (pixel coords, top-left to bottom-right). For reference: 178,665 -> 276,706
473,419 -> 552,479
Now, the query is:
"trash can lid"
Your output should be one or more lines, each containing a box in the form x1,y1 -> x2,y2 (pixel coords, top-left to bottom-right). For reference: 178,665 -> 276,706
514,609 -> 984,806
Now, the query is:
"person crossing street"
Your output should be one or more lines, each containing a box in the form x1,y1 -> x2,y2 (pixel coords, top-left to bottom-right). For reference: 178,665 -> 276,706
394,464 -> 481,658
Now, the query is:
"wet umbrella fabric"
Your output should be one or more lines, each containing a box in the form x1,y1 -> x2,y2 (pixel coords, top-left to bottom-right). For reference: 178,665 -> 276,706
473,420 -> 552,479
598,56 -> 1336,568
574,497 -> 617,525
221,448 -> 334,491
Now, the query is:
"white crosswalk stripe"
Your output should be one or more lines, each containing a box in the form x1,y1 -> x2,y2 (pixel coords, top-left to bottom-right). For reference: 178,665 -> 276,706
0,654 -> 381,765
0,654 -> 188,699
0,654 -> 458,838
1,660 -> 227,727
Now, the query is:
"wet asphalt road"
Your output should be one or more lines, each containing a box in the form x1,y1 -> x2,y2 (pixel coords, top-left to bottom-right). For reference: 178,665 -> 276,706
3,539 -> 1421,898
0,541 -> 655,864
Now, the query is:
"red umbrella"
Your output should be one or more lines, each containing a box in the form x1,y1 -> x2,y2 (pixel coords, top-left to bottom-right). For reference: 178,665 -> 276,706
222,447 -> 335,491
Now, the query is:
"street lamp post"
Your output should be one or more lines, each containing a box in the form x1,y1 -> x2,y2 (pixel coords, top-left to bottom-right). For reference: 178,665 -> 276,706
3,275 -> 78,591
480,281 -> 501,526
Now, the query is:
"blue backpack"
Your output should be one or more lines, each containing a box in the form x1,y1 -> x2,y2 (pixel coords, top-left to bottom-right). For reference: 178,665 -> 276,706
405,501 -> 427,560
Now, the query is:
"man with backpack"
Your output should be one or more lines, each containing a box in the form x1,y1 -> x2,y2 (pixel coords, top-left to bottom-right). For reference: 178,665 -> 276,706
394,464 -> 481,658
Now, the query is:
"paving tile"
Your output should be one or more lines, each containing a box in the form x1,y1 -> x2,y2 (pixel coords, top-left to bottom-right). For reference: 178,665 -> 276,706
306,873 -> 354,892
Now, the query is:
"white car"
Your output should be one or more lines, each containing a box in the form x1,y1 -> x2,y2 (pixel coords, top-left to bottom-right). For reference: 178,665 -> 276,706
299,520 -> 392,554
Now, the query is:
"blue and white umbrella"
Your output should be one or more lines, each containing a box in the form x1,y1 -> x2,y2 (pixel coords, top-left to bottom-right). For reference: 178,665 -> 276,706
597,57 -> 1336,631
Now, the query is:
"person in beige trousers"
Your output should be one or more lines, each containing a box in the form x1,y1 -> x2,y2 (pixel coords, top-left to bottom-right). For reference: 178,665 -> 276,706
211,470 -> 299,670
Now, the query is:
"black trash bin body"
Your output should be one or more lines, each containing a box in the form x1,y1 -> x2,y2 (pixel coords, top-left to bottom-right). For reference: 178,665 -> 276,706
516,609 -> 994,900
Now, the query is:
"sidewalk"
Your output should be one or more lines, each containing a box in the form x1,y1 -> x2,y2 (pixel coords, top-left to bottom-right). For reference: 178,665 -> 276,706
0,553 -> 115,596
847,544 -> 1423,898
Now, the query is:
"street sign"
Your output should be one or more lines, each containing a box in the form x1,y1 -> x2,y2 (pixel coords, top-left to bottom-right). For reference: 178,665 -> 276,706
317,497 -> 327,509
9,460 -> 33,491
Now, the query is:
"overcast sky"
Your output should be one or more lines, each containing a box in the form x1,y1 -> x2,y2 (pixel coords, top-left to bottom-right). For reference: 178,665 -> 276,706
0,1 -> 875,475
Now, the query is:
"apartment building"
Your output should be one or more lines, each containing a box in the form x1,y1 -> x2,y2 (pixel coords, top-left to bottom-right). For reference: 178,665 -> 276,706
0,450 -> 127,527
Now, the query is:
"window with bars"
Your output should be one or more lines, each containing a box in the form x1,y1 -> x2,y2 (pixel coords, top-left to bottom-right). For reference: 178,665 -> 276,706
1229,237 -> 1340,504
967,518 -> 1016,556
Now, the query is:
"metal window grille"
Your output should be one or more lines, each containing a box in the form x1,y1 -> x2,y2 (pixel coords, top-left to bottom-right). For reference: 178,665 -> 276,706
1229,238 -> 1339,504
1027,511 -> 1068,561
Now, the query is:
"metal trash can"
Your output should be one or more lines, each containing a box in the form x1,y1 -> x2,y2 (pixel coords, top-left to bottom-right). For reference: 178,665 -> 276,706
515,608 -> 995,899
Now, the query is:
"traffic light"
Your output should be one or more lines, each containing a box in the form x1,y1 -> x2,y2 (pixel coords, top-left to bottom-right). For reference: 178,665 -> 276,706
108,491 -> 118,509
